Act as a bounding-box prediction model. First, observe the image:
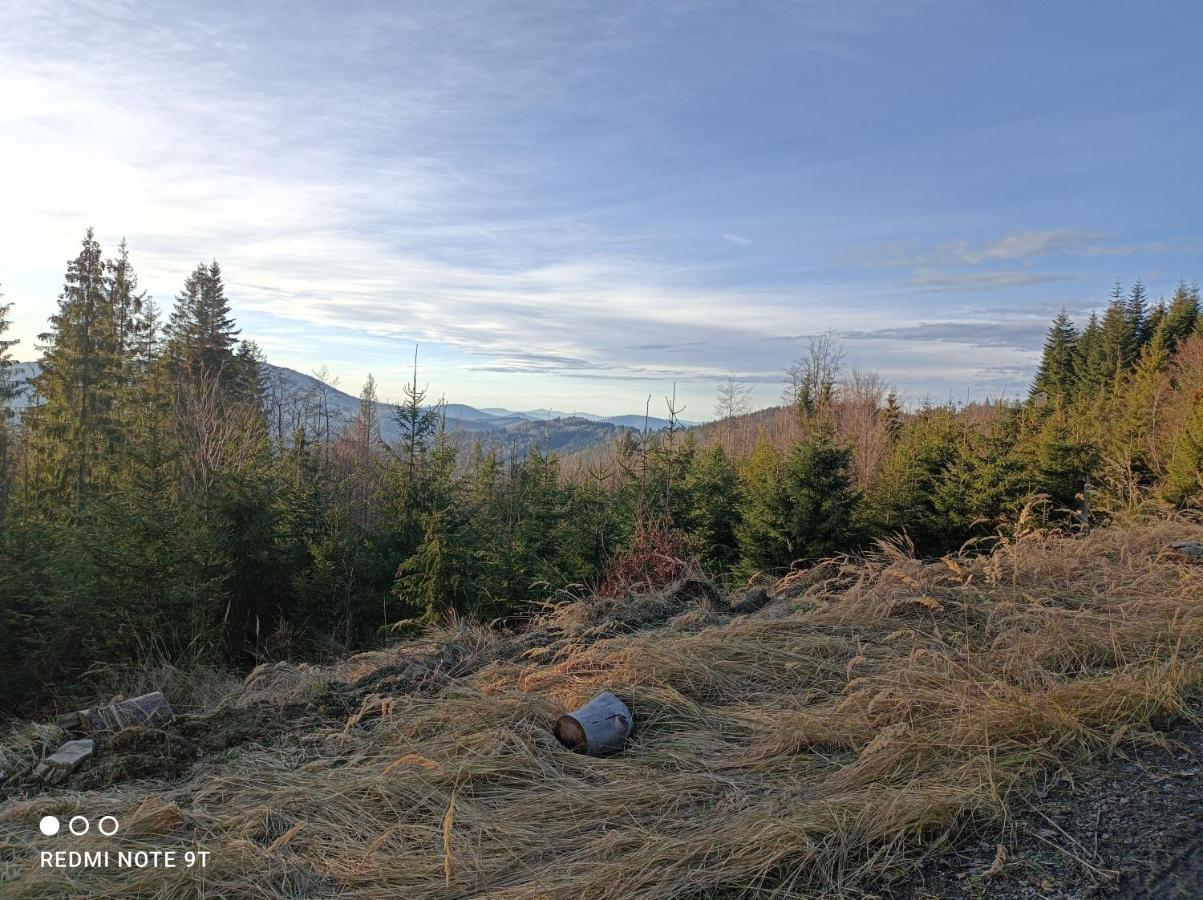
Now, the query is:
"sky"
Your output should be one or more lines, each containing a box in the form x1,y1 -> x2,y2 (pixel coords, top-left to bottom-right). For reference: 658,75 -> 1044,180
0,0 -> 1200,417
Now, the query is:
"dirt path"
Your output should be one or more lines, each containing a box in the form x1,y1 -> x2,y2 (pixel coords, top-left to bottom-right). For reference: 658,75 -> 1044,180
892,713 -> 1203,900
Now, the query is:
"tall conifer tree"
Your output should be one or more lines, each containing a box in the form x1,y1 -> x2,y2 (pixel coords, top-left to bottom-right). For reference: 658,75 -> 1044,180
1158,282 -> 1200,350
1126,278 -> 1150,345
0,284 -> 20,521
1073,311 -> 1101,397
1091,294 -> 1137,386
1031,309 -> 1078,401
1164,398 -> 1203,504
0,284 -> 17,408
25,228 -> 127,513
165,260 -> 240,382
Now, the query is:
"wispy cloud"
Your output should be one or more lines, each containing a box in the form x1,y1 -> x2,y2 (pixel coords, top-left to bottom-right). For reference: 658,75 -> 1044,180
910,270 -> 1073,292
722,233 -> 754,246
942,229 -> 1106,264
853,228 -> 1164,271
840,320 -> 1049,352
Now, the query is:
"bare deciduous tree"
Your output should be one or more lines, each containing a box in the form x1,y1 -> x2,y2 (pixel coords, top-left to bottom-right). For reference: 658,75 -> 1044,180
783,331 -> 844,416
714,372 -> 753,421
174,362 -> 266,501
835,368 -> 891,486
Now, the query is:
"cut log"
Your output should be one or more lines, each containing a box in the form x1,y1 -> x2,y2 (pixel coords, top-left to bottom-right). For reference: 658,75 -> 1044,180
76,691 -> 174,734
731,587 -> 771,615
32,739 -> 95,785
554,692 -> 633,757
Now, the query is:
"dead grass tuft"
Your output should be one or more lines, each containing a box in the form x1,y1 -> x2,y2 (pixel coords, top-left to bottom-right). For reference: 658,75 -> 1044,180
221,661 -> 332,710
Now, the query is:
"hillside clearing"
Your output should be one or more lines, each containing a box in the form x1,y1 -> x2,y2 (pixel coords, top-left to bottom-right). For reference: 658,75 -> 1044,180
3,518 -> 1203,898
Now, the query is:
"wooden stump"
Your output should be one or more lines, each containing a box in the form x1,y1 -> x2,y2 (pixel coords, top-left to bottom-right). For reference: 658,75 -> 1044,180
554,692 -> 633,757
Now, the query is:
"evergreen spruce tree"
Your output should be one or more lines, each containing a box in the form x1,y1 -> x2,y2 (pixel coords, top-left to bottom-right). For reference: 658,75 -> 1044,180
204,403 -> 279,657
391,347 -> 442,486
1073,311 -> 1101,397
864,407 -> 962,552
1158,282 -> 1200,350
778,428 -> 859,562
165,260 -> 240,383
395,504 -> 471,620
1145,302 -> 1167,345
931,405 -> 1029,535
0,284 -> 20,521
232,340 -> 267,407
95,398 -> 194,660
1164,397 -> 1203,504
24,228 -> 128,513
1024,407 -> 1095,513
1126,278 -> 1150,346
1091,293 -> 1137,386
883,390 -> 903,440
0,284 -> 17,410
737,428 -> 858,573
162,264 -> 276,656
1104,328 -> 1174,497
346,374 -> 383,534
276,423 -> 344,642
1031,309 -> 1078,401
501,449 -> 597,616
107,240 -> 146,359
735,438 -> 790,574
681,444 -> 740,570
110,294 -> 174,590
132,297 -> 163,376
393,441 -> 467,621
104,240 -> 150,444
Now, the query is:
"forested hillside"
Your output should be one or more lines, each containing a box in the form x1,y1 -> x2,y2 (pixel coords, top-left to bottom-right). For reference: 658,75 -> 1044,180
0,231 -> 1201,712
12,359 -> 640,460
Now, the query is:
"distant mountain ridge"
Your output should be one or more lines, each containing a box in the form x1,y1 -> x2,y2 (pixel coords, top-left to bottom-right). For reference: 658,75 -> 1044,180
5,362 -> 687,457
254,365 -> 687,433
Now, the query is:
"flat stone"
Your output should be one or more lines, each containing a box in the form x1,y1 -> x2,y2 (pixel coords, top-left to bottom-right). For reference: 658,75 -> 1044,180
32,739 -> 95,785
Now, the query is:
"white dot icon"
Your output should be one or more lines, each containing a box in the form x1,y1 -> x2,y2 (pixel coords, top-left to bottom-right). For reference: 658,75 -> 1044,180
68,815 -> 89,836
98,815 -> 119,836
39,815 -> 60,836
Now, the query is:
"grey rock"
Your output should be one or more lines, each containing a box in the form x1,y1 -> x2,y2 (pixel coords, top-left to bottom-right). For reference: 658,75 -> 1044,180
731,587 -> 771,614
1170,541 -> 1203,562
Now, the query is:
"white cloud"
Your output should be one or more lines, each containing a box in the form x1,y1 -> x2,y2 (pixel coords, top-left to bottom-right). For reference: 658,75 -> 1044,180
0,1 -> 1095,414
0,4 -> 916,400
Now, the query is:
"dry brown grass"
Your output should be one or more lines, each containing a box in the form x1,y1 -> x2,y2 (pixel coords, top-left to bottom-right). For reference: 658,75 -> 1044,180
3,518 -> 1203,898
218,662 -> 332,711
